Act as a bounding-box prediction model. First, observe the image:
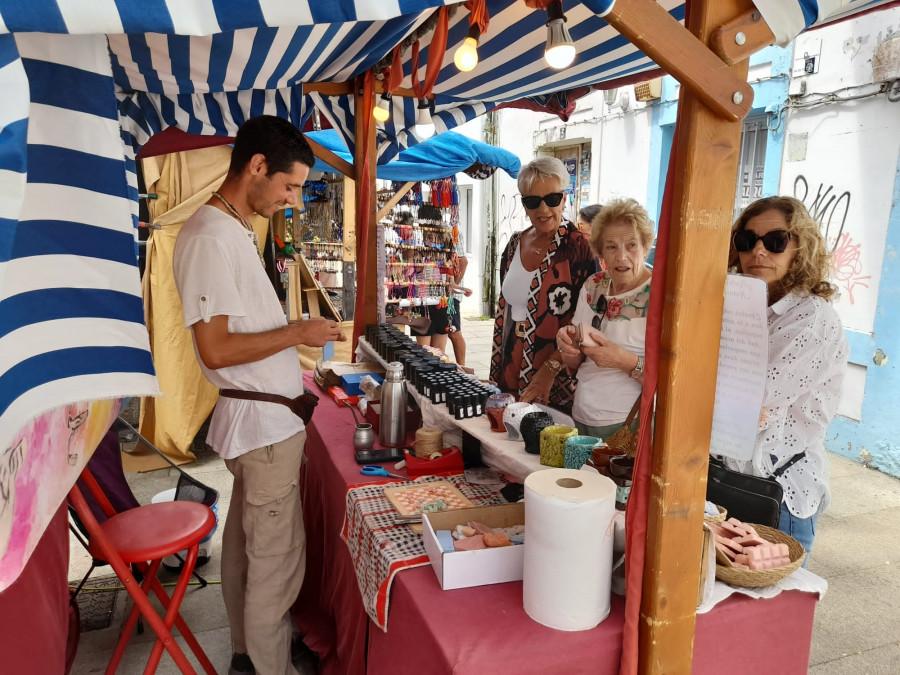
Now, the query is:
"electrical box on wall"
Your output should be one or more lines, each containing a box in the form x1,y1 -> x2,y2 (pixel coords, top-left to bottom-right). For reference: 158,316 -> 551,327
633,77 -> 662,101
792,38 -> 821,76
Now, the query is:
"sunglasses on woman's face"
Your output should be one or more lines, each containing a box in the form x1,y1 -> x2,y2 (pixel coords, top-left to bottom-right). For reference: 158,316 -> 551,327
521,192 -> 564,210
733,229 -> 793,254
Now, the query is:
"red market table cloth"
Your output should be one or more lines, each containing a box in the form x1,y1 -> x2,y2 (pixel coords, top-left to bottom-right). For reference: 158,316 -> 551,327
293,372 -> 819,675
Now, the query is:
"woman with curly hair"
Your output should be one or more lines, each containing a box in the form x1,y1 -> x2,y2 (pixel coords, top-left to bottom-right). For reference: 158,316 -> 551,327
556,198 -> 654,437
489,157 -> 594,412
720,196 -> 848,557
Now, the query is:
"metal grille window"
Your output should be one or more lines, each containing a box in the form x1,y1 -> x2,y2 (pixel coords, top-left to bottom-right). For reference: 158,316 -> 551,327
734,116 -> 768,220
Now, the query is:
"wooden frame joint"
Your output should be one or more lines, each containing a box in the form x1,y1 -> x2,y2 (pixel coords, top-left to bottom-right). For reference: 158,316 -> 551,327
710,10 -> 777,66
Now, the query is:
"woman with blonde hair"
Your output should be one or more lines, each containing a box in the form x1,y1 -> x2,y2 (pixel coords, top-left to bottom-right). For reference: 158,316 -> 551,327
720,196 -> 848,557
557,198 -> 654,437
489,157 -> 594,412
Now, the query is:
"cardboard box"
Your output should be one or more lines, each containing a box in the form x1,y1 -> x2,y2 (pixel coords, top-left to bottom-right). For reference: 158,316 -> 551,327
340,372 -> 382,397
423,503 -> 525,590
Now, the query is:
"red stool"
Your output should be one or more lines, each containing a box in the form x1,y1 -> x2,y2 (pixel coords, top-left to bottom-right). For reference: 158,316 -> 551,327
68,468 -> 216,674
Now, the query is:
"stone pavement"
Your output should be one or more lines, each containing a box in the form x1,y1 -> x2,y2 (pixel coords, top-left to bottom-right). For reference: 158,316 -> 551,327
69,315 -> 900,673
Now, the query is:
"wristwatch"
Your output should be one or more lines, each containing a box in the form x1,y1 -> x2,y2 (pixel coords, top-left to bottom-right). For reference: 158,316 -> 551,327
630,355 -> 645,379
543,358 -> 563,375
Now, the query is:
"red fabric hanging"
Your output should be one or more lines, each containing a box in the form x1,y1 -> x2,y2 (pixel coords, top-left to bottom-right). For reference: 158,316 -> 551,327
410,6 -> 450,100
465,0 -> 490,33
385,45 -> 404,95
618,120 -> 678,675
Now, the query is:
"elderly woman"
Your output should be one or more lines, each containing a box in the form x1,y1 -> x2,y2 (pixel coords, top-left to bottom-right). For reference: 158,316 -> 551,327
489,157 -> 594,412
556,198 -> 653,438
576,203 -> 603,234
721,196 -> 848,556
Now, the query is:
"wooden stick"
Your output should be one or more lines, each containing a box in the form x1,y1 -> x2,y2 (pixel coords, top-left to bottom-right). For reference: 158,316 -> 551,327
638,0 -> 753,671
603,0 -> 754,121
306,135 -> 355,179
376,181 -> 417,221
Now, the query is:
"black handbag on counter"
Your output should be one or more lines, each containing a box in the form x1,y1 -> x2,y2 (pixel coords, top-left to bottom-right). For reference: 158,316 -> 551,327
706,452 -> 806,528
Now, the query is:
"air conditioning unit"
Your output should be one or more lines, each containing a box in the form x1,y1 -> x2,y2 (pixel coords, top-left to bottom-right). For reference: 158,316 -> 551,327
633,77 -> 662,101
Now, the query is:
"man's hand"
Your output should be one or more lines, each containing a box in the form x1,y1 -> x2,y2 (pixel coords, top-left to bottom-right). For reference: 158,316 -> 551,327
289,317 -> 346,347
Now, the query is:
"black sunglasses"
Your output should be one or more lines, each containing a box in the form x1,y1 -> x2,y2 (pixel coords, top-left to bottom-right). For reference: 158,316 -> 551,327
591,295 -> 608,331
733,229 -> 793,254
521,192 -> 564,210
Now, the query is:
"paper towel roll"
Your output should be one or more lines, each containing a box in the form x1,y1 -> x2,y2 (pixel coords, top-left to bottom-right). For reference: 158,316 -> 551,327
523,468 -> 616,631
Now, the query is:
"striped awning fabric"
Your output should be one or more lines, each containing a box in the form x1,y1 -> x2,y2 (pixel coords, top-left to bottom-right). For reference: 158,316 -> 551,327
0,0 -> 891,470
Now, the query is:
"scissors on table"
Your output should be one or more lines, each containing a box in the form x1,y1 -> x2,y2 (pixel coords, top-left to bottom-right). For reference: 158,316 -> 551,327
360,465 -> 406,480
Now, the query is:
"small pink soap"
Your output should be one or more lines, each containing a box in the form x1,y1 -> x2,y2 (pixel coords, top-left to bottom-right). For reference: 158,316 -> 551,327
453,535 -> 486,551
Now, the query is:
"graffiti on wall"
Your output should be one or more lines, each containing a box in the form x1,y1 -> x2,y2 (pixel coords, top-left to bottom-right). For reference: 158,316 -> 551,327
793,175 -> 870,304
0,398 -> 122,591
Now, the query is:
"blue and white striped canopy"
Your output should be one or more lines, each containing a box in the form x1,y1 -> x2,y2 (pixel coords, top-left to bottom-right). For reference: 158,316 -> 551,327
0,0 -> 891,453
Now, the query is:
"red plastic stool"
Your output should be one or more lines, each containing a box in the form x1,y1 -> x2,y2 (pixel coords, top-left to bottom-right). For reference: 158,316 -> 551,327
68,468 -> 216,674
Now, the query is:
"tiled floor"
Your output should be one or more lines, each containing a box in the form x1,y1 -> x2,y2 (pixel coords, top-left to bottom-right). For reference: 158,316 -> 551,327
70,316 -> 900,673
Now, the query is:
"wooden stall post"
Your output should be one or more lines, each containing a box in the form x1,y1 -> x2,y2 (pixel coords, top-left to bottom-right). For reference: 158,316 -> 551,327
351,73 -> 379,350
640,0 -> 753,671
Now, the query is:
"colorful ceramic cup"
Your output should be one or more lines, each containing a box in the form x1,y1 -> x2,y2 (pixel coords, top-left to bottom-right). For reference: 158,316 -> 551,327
563,435 -> 602,469
486,393 -> 516,432
520,412 -> 555,454
539,425 -> 577,467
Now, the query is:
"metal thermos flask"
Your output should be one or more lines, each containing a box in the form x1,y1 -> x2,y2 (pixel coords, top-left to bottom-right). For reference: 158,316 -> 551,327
379,362 -> 407,448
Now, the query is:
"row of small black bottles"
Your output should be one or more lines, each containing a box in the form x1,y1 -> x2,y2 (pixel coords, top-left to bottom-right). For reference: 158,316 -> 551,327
365,324 -> 496,420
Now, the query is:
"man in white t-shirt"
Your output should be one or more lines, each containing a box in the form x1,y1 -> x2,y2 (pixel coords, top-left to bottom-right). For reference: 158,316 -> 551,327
173,115 -> 345,675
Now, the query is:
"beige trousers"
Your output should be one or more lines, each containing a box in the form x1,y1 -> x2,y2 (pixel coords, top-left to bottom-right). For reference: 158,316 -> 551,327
222,430 -> 306,675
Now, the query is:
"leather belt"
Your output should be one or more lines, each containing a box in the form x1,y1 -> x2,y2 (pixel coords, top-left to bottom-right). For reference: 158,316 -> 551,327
514,320 -> 528,338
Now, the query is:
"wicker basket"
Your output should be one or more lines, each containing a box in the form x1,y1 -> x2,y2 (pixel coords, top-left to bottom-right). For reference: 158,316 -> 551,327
715,524 -> 805,588
704,504 -> 727,524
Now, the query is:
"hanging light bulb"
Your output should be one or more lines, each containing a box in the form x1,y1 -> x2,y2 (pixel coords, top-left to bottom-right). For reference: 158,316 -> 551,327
544,0 -> 576,70
413,98 -> 435,140
373,92 -> 391,122
454,24 -> 481,73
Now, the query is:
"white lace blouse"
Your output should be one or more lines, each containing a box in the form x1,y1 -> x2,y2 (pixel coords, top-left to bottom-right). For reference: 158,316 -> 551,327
723,291 -> 848,519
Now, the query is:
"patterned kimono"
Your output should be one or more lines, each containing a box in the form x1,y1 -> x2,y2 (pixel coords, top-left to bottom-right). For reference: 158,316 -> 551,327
489,221 -> 595,413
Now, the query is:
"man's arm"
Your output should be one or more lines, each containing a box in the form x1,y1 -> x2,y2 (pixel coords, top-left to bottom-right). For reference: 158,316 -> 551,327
192,315 -> 344,370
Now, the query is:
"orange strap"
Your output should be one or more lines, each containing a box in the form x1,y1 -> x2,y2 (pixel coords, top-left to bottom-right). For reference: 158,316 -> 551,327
465,0 -> 490,33
411,6 -> 449,100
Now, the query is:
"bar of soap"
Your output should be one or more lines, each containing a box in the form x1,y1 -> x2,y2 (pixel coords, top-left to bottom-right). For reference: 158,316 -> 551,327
454,534 -> 486,551
468,521 -> 496,535
457,525 -> 476,537
483,533 -> 512,547
436,530 -> 456,554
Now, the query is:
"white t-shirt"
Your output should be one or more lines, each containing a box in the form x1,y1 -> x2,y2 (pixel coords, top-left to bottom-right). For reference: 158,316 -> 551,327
502,248 -> 538,322
571,272 -> 650,427
173,205 -> 304,460
724,292 -> 848,519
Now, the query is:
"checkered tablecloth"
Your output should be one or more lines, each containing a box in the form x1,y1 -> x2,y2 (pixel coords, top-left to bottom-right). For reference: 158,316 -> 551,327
341,473 -> 506,630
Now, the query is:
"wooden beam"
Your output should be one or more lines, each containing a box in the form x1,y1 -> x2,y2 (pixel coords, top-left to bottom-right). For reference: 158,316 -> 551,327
603,0 -> 753,121
343,175 -> 357,262
302,81 -> 353,96
353,74 -> 379,342
376,181 -> 416,221
639,0 -> 752,671
306,135 -> 355,179
710,9 -> 777,66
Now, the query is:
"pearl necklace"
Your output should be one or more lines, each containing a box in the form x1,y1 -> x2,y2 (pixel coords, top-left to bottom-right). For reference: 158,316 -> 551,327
212,191 -> 265,267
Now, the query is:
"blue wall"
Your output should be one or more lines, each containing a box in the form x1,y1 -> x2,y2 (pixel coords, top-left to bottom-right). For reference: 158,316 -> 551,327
647,45 -> 791,222
828,150 -> 900,476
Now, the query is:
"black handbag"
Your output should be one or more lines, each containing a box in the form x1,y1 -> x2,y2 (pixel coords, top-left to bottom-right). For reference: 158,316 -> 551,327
706,452 -> 806,528
219,387 -> 319,425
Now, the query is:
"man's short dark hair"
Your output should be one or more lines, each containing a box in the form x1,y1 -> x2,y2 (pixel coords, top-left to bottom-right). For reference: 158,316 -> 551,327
229,115 -> 315,176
